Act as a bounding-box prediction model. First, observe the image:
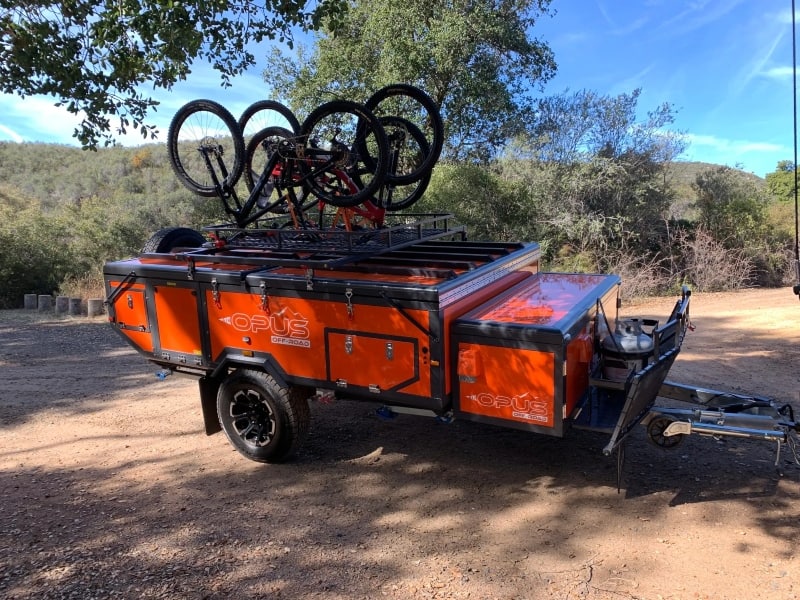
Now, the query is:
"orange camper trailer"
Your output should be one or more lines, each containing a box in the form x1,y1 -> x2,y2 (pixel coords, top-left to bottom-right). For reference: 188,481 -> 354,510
103,218 -> 799,471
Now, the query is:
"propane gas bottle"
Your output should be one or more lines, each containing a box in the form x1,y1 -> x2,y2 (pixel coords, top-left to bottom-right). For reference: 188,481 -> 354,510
601,319 -> 655,380
607,319 -> 653,353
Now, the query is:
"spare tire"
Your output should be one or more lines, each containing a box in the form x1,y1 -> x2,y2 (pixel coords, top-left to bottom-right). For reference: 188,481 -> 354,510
141,227 -> 206,253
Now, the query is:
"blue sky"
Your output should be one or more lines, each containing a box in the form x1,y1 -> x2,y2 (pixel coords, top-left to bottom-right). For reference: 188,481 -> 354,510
0,0 -> 795,177
535,0 -> 795,177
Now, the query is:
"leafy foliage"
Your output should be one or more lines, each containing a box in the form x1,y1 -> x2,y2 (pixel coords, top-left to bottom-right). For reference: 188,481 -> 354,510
527,88 -> 684,164
268,0 -> 556,162
0,140 -> 221,307
765,160 -> 797,204
0,0 -> 348,148
692,165 -> 768,249
0,186 -> 76,308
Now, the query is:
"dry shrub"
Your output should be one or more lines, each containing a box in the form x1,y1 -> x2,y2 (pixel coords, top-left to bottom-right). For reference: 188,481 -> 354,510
674,226 -> 753,291
605,251 -> 668,301
58,270 -> 105,301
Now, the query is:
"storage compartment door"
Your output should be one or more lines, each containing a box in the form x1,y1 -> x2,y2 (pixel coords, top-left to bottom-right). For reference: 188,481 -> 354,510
455,342 -> 558,433
105,280 -> 154,353
326,330 -> 419,393
153,285 -> 204,362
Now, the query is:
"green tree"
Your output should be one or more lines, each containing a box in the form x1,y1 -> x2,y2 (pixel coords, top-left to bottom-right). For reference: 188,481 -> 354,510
0,186 -> 76,307
413,163 -> 539,241
765,160 -> 797,204
499,89 -> 683,274
692,166 -> 768,249
0,0 -> 347,148
525,88 -> 684,164
269,0 -> 556,161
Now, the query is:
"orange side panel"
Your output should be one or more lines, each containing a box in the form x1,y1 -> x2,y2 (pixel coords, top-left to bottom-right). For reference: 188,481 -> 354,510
109,284 -> 148,330
440,271 -> 531,394
124,330 -> 155,353
153,286 -> 203,355
206,291 -> 432,396
457,343 -> 556,427
565,324 -> 594,416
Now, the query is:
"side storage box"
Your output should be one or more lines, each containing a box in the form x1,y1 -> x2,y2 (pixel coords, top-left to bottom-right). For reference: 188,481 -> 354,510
104,258 -> 210,368
104,277 -> 153,354
451,272 -> 620,436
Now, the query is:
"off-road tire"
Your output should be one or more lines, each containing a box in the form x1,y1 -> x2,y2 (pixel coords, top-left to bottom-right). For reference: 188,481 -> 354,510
217,370 -> 311,463
141,227 -> 206,253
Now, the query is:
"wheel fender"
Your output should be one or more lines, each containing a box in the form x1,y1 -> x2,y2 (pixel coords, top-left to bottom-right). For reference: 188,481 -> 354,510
210,354 -> 290,389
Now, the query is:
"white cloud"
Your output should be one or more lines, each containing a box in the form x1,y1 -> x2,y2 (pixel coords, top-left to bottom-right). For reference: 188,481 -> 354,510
684,133 -> 785,154
0,123 -> 23,143
0,95 -> 80,145
0,62 -> 270,147
681,132 -> 790,175
760,66 -> 795,79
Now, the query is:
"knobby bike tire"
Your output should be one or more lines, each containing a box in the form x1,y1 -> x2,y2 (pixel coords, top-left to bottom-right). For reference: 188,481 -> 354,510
353,116 -> 432,211
238,100 -> 301,137
243,125 -> 294,194
378,169 -> 433,212
298,99 -> 389,208
363,84 -> 444,184
167,99 -> 245,197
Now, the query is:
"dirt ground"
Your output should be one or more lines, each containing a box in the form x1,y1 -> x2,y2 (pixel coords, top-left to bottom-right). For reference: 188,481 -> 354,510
1,287 -> 799,600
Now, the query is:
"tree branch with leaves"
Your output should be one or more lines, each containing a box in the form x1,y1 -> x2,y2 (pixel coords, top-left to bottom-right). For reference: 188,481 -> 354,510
268,0 -> 556,162
0,0 -> 346,148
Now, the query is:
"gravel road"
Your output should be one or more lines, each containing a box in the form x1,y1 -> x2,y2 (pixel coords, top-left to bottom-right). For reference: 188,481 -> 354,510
1,288 -> 799,599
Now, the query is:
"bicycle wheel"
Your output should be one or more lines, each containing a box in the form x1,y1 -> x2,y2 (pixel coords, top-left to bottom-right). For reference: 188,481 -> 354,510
355,116 -> 432,211
239,100 -> 301,142
244,126 -> 315,215
375,170 -> 432,212
298,100 -> 389,208
168,99 -> 245,197
363,84 -> 444,182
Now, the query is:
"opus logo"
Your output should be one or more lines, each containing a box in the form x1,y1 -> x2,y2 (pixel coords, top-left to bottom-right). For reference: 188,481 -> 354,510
219,308 -> 311,348
464,392 -> 549,423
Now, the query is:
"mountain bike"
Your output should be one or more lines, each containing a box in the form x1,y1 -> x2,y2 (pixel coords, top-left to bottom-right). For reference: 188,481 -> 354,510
244,116 -> 432,230
168,99 -> 390,227
167,86 -> 443,229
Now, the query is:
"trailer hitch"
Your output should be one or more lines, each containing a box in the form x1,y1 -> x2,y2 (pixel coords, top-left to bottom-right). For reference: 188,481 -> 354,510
644,396 -> 800,471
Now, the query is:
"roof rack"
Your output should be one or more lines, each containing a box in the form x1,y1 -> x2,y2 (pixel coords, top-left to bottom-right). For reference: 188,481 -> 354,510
197,213 -> 466,267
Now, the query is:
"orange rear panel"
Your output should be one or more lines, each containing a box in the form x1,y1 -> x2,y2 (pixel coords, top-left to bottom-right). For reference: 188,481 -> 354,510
457,343 -> 556,427
452,272 -> 621,433
106,281 -> 153,354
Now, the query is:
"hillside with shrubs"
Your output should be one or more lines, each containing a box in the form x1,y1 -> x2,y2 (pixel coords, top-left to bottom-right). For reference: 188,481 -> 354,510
0,140 -> 795,308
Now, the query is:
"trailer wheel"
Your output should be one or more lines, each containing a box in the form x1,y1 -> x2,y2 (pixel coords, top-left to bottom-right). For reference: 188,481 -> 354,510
142,227 -> 206,253
217,370 -> 311,463
646,416 -> 684,449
